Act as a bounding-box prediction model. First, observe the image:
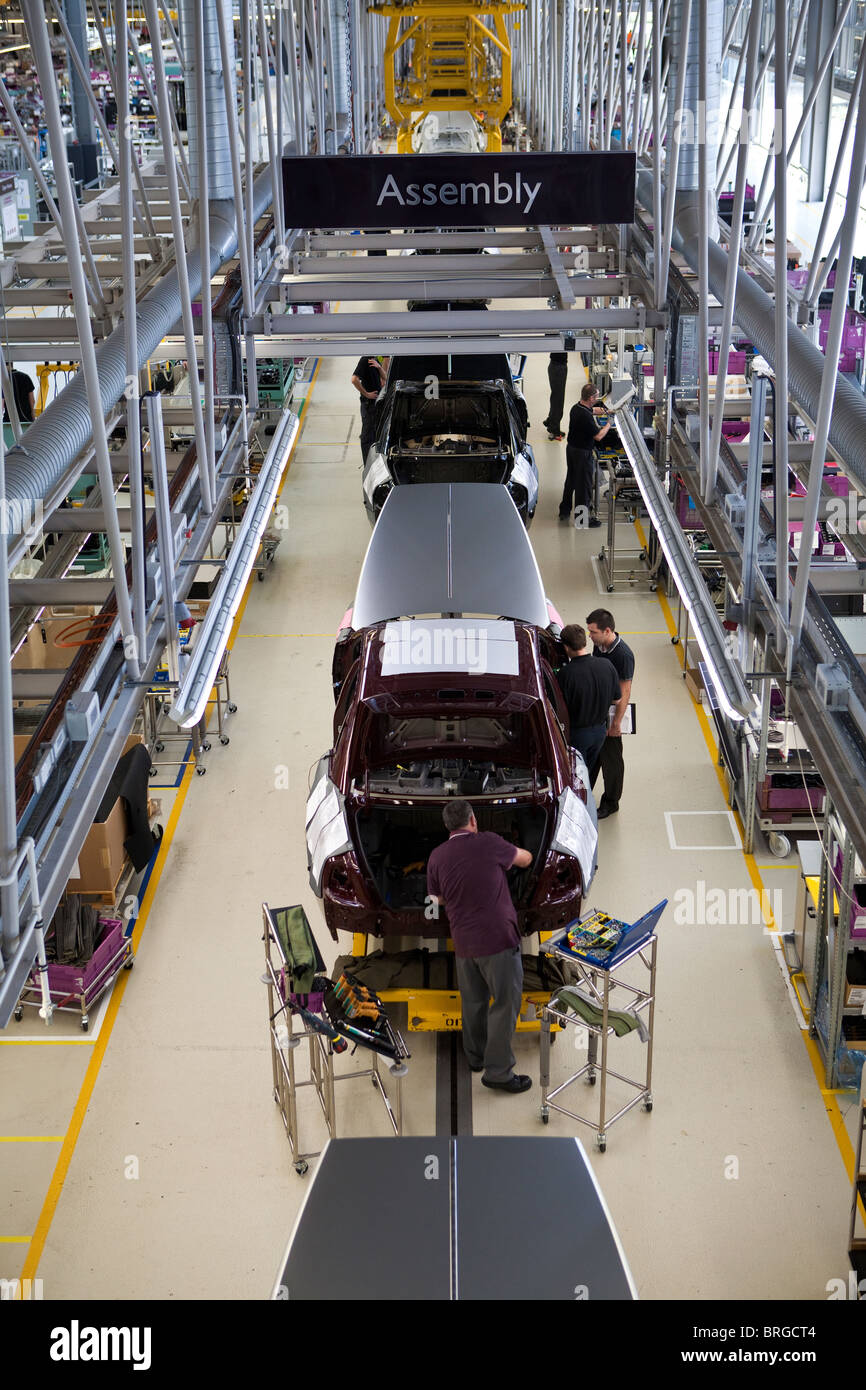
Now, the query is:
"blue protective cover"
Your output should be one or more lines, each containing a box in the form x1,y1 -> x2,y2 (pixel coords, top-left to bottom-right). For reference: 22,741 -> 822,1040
556,899 -> 667,969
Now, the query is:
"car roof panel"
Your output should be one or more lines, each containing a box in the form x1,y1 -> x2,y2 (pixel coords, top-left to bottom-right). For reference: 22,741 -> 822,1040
351,483 -> 549,630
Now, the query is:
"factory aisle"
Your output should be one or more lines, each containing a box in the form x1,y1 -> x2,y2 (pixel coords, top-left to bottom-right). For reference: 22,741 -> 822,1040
7,337 -> 858,1304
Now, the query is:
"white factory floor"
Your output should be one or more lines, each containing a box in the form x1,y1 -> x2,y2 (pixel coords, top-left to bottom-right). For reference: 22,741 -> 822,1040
1,331 -> 861,1304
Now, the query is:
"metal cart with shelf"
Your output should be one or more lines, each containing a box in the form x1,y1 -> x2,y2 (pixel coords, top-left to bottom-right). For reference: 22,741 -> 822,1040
538,902 -> 664,1150
596,454 -> 657,593
263,904 -> 408,1176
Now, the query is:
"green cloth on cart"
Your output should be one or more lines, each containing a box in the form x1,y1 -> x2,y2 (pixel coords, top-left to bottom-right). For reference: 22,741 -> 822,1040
272,905 -> 319,993
553,986 -> 649,1041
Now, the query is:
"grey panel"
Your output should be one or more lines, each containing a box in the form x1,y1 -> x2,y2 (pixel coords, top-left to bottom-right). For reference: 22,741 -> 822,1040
455,1137 -> 635,1301
274,1139 -> 452,1301
352,483 -> 549,630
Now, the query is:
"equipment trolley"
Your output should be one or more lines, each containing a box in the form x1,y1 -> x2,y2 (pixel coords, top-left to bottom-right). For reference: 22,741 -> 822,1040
597,456 -> 657,593
14,916 -> 133,1032
263,904 -> 408,1175
539,902 -> 664,1150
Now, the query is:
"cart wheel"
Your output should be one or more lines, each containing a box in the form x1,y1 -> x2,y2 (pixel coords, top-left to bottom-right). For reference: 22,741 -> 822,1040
201,740 -> 212,752
294,1160 -> 309,1176
228,702 -> 238,714
643,1098 -> 653,1112
149,767 -> 158,778
597,551 -> 604,561
220,735 -> 230,746
257,571 -> 265,582
587,1072 -> 597,1086
81,1018 -> 89,1032
196,766 -> 206,776
124,957 -> 134,970
155,742 -> 165,753
606,584 -> 615,593
640,549 -> 647,561
541,1112 -> 549,1125
14,1006 -> 22,1022
596,1136 -> 607,1153
671,636 -> 679,645
769,832 -> 791,859
649,582 -> 657,592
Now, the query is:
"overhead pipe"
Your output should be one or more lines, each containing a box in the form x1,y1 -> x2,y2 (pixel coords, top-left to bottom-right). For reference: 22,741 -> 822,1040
3,168 -> 276,516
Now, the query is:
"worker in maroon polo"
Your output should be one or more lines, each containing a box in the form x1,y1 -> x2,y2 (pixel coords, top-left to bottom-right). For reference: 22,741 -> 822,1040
427,799 -> 533,1094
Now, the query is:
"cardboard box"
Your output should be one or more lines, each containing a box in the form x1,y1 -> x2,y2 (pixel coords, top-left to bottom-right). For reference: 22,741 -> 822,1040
66,797 -> 129,896
11,616 -> 98,673
684,667 -> 705,703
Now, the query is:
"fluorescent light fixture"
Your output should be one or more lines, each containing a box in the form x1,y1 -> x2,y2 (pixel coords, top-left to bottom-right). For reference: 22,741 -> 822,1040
168,409 -> 299,728
615,407 -> 757,724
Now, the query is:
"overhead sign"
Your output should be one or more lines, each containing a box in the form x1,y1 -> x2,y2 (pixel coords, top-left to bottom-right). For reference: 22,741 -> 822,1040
282,152 -> 636,229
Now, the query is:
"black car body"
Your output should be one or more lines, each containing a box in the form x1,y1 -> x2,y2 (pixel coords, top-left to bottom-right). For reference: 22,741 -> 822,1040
361,354 -> 537,525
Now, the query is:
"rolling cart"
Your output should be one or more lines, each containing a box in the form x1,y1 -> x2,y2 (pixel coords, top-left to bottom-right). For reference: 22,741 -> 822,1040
14,917 -> 133,1032
596,456 -> 656,593
539,901 -> 665,1150
263,903 -> 408,1176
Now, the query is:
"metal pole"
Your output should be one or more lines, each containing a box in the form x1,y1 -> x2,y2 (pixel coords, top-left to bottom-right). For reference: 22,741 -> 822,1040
142,0 -> 212,510
194,0 -> 217,513
0,372 -> 20,966
656,0 -> 693,309
774,0 -> 789,648
257,0 -> 285,248
144,393 -> 179,685
631,0 -> 647,149
22,0 -> 139,677
212,0 -> 256,317
697,0 -> 710,497
803,35 -> 866,305
116,0 -> 148,669
789,62 -> 866,658
705,0 -> 763,504
749,0 -> 855,247
651,0 -> 664,412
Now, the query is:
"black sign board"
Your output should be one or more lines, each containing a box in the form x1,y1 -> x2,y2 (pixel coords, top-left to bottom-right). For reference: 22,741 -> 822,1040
282,152 -> 636,229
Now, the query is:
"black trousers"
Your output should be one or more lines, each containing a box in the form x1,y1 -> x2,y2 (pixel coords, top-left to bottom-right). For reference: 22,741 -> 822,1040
544,360 -> 568,434
591,734 -> 624,809
571,724 -> 607,774
560,446 -> 595,518
359,397 -> 379,463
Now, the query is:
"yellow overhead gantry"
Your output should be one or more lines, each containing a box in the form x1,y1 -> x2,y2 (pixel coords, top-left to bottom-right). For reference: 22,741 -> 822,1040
371,0 -> 525,152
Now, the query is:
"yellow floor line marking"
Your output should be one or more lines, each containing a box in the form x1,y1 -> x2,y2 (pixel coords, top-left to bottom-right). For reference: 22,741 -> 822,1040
18,343 -> 322,1293
635,519 -> 861,1184
0,1038 -> 95,1046
0,1237 -> 31,1244
0,1137 -> 63,1143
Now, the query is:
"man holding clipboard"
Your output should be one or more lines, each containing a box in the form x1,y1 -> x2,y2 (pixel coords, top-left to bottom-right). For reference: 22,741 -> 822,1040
586,609 -> 636,820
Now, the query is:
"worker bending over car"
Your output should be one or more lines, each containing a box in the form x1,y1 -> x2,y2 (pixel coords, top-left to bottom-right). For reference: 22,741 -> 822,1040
427,800 -> 533,1094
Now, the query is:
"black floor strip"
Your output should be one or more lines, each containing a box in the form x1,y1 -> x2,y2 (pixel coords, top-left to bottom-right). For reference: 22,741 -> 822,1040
435,1033 -> 473,1135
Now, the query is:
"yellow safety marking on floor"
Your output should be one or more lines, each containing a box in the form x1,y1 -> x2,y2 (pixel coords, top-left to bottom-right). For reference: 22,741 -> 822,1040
18,338 -> 322,1295
0,1237 -> 31,1244
635,518 -> 861,1188
0,1037 -> 95,1047
0,1137 -> 63,1143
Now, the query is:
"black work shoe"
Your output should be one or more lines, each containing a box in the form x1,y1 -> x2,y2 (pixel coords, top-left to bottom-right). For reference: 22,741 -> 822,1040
467,1061 -> 484,1073
597,803 -> 619,819
482,1073 -> 532,1093
588,516 -> 603,528
558,512 -> 571,523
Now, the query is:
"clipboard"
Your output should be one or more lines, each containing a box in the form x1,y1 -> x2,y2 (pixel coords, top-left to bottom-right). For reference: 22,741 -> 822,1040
607,702 -> 636,734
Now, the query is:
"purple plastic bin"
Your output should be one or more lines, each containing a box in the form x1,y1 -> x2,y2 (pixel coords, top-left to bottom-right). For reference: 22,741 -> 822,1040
35,918 -> 126,998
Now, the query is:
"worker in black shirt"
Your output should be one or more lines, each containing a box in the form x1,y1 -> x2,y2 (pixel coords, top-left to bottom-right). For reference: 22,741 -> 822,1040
542,352 -> 568,440
3,368 -> 36,424
351,355 -> 389,463
560,382 -> 610,526
556,623 -> 621,773
586,608 -> 635,818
